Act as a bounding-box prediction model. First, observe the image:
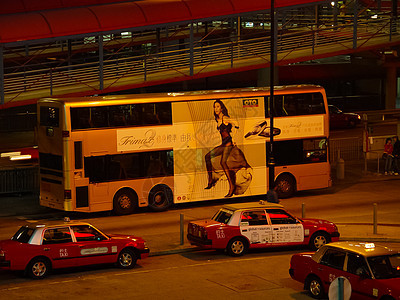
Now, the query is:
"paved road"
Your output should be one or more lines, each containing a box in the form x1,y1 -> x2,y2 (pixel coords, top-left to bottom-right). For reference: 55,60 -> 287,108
0,166 -> 400,299
0,248 -> 334,300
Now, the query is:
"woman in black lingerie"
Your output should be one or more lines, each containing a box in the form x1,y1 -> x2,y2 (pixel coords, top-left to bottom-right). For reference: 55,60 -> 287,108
204,99 -> 239,197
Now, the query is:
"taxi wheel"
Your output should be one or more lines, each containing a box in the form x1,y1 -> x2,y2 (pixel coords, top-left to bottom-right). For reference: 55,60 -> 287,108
117,248 -> 138,269
113,189 -> 138,215
27,257 -> 50,279
309,232 -> 330,251
148,184 -> 173,212
306,275 -> 325,299
226,238 -> 247,257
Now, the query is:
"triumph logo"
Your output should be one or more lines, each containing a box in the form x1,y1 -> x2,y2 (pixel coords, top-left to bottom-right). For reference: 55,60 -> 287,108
118,129 -> 156,149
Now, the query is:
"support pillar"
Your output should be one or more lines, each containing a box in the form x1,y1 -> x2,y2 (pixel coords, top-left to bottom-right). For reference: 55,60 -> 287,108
385,66 -> 397,109
189,22 -> 194,76
0,46 -> 4,105
67,39 -> 72,67
353,0 -> 358,49
98,35 -> 104,90
257,67 -> 279,87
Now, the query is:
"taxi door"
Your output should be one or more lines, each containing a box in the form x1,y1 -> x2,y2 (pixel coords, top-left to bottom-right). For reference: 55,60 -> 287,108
317,248 -> 346,290
71,225 -> 117,265
41,227 -> 81,269
345,253 -> 376,300
239,210 -> 272,246
265,209 -> 304,246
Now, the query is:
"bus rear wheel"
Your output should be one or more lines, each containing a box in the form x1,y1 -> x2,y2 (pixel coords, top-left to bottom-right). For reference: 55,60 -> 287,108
113,189 -> 137,215
148,184 -> 173,212
275,174 -> 295,199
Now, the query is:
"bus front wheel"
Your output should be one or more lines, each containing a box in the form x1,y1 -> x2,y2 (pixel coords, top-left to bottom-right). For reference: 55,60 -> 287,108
148,184 -> 173,212
113,189 -> 137,215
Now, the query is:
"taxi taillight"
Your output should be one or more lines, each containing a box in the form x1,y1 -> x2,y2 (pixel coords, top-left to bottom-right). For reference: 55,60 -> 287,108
62,131 -> 70,137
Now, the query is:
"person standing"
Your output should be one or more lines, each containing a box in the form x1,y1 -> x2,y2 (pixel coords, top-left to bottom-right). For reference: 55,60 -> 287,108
392,136 -> 400,175
383,137 -> 394,175
266,185 -> 280,203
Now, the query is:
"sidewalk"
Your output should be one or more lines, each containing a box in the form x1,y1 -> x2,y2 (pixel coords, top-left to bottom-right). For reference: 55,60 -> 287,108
331,159 -> 400,185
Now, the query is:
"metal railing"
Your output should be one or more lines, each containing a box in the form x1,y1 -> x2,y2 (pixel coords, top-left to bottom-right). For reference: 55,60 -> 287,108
2,12 -> 399,104
0,166 -> 39,194
330,137 -> 363,163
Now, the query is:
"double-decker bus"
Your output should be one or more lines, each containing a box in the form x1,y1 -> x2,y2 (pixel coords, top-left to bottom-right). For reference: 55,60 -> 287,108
38,85 -> 331,215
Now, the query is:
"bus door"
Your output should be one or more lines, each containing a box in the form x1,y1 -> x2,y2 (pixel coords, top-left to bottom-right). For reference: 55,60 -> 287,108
72,141 -> 92,209
266,209 -> 304,244
239,210 -> 272,245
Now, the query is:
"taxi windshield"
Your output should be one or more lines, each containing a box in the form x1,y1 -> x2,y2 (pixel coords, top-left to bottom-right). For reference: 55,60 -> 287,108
212,209 -> 233,224
367,254 -> 400,279
11,226 -> 35,243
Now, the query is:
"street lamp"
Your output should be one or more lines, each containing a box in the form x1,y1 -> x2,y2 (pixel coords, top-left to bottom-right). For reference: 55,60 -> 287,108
268,0 -> 276,190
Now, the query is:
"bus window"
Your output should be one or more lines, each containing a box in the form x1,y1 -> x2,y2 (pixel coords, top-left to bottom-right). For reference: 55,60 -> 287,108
270,140 -> 303,165
303,138 -> 327,162
40,106 -> 59,127
91,107 -> 109,128
39,152 -> 63,170
84,150 -> 174,183
268,138 -> 327,166
109,106 -> 128,127
266,92 -> 325,117
71,103 -> 172,130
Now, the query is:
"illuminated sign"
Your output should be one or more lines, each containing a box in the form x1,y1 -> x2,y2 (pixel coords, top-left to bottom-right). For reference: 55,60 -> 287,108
243,99 -> 259,107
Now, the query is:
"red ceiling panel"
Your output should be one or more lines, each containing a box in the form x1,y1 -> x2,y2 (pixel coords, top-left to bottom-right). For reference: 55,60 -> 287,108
0,0 -> 26,14
41,8 -> 100,36
183,0 -> 234,19
22,0 -> 64,12
89,3 -> 147,30
0,13 -> 52,42
136,0 -> 192,24
229,0 -> 270,12
0,0 -> 133,14
0,0 -> 324,44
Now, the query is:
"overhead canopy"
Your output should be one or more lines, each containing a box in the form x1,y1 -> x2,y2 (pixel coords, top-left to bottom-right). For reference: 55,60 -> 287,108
0,0 -> 326,45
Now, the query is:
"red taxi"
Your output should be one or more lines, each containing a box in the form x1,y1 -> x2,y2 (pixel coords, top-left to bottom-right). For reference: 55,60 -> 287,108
289,242 -> 400,299
0,221 -> 149,279
187,202 -> 340,256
